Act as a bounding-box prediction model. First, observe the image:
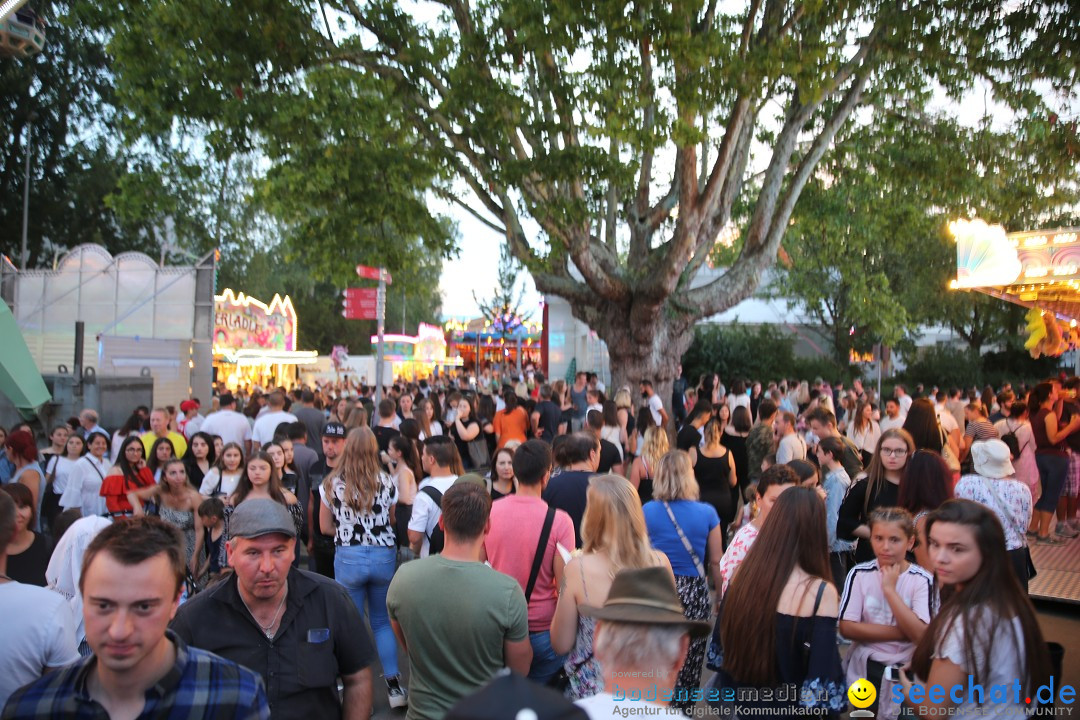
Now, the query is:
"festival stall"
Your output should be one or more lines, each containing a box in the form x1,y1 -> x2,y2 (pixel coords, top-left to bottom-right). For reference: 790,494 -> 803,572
368,322 -> 463,381
951,220 -> 1080,358
444,317 -> 543,373
213,289 -> 318,390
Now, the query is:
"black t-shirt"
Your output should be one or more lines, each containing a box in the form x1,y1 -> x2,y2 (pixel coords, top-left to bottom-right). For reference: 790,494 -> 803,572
837,477 -> 901,563
450,419 -> 481,468
309,459 -> 336,538
534,400 -> 562,442
597,439 -> 622,474
6,532 -> 50,586
676,424 -> 701,452
542,470 -> 593,548
372,425 -> 400,456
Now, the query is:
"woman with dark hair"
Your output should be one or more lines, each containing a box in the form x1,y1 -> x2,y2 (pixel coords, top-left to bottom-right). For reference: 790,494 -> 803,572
147,436 -> 176,483
4,430 -> 44,531
493,388 -> 529,449
599,400 -> 624,461
450,395 -> 484,470
838,428 -> 916,564
387,434 -> 420,553
59,431 -> 110,517
127,458 -> 204,572
42,432 -> 84,532
198,442 -> 244,498
712,486 -> 846,716
217,451 -> 304,567
690,419 -> 737,536
903,397 -> 961,466
1027,382 -> 1080,544
182,431 -> 216,491
898,449 -> 954,570
99,435 -> 155,517
476,393 -> 498,456
899,500 -> 1051,717
722,405 -> 752,492
111,412 -> 145,463
847,399 -> 881,467
1,483 -> 51,585
489,446 -> 517,500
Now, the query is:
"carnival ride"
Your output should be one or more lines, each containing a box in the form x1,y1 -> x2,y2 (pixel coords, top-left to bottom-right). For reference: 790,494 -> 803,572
0,0 -> 45,58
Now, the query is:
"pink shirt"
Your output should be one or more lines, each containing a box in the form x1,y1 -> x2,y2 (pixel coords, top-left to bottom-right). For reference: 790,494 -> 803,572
485,495 -> 576,631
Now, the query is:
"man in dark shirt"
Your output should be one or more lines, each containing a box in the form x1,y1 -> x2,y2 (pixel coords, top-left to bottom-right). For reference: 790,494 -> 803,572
586,410 -> 623,475
676,400 -> 712,452
372,399 -> 401,460
172,500 -> 374,719
307,422 -> 347,578
672,364 -> 688,426
541,432 -> 600,547
531,384 -> 562,443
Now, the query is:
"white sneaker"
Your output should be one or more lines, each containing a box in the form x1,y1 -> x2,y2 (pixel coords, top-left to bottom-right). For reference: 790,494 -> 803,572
1055,522 -> 1079,539
386,676 -> 408,709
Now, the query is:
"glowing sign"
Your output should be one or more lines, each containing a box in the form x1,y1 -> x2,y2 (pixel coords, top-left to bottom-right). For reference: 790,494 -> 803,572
214,289 -> 297,353
951,219 -> 1022,289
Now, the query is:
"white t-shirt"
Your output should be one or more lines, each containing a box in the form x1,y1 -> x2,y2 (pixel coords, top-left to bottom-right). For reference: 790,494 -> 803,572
929,611 -> 1028,719
936,406 -> 960,433
182,413 -> 205,439
576,692 -> 684,718
59,454 -> 110,517
898,395 -> 913,416
43,455 -> 77,495
879,414 -> 906,433
251,410 -> 298,447
199,409 -> 253,449
776,432 -> 807,464
199,468 -> 243,497
408,475 -> 457,557
647,394 -> 665,426
0,582 -> 81,707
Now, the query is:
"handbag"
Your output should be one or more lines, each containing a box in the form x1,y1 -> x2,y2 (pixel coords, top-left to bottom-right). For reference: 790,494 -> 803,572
980,477 -> 1036,581
467,436 -> 490,471
662,501 -> 706,577
940,426 -> 961,472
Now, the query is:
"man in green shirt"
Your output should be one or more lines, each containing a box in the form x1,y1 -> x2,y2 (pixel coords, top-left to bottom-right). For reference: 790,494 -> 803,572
387,483 -> 531,720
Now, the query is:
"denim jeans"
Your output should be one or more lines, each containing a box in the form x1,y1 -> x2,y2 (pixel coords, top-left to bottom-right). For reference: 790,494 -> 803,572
335,544 -> 399,677
528,630 -> 567,685
1035,453 -> 1068,513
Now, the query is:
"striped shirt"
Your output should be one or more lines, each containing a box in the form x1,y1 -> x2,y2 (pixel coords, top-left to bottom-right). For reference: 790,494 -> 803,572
1,631 -> 269,719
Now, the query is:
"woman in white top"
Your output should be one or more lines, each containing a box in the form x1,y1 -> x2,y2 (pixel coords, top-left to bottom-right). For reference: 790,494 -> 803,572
847,399 -> 882,467
59,431 -> 111,518
198,442 -> 244,497
900,499 -> 1050,719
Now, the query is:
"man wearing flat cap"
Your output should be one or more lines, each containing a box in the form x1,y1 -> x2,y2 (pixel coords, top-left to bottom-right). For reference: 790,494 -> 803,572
171,499 -> 375,719
574,566 -> 711,719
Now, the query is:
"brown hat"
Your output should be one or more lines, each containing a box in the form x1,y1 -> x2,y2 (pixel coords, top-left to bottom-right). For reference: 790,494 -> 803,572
579,566 -> 712,636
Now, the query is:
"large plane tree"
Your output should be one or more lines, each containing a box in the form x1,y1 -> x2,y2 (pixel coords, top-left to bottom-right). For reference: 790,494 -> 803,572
105,0 -> 1076,397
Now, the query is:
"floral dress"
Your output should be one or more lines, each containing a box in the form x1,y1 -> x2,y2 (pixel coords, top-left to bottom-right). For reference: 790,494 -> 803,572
564,558 -> 603,700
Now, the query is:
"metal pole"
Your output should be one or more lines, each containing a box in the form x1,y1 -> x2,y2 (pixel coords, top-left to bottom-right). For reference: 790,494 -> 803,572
374,270 -> 386,408
20,121 -> 33,269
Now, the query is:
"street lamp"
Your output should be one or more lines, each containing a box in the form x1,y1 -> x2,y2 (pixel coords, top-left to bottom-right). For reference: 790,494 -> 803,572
20,111 -> 36,270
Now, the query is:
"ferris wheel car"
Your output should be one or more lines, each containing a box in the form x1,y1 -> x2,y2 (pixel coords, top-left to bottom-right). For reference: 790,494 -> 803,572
0,7 -> 45,59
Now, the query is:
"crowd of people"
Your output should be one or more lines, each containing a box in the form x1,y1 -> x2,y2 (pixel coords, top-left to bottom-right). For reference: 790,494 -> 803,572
0,367 -> 1073,719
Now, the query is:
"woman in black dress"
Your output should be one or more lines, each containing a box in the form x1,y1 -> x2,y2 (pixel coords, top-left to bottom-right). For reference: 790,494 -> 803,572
690,419 -> 737,535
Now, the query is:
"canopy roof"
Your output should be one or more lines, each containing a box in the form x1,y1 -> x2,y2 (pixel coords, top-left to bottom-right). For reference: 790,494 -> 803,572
952,221 -> 1080,323
0,300 -> 51,418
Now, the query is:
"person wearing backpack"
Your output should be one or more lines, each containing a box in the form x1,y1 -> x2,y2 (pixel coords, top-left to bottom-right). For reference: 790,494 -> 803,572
408,437 -> 459,557
994,400 -> 1039,504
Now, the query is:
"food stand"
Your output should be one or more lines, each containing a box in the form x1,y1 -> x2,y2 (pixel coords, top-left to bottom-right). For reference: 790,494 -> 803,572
213,289 -> 318,390
368,322 -> 463,381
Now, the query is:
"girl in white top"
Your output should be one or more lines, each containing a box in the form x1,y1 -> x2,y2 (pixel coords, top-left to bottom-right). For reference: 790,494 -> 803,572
847,400 -> 882,461
839,508 -> 932,720
198,442 -> 245,497
45,434 -> 85,499
899,500 -> 1052,719
59,432 -> 111,517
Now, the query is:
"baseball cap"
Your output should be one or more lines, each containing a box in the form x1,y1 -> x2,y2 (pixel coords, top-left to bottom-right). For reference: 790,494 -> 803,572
180,399 -> 200,412
445,671 -> 587,720
228,499 -> 296,539
322,421 -> 347,438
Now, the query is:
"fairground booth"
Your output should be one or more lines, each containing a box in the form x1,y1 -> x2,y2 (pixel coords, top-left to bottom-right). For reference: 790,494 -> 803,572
444,317 -> 544,373
369,322 -> 463,381
951,220 -> 1080,359
213,289 -> 317,390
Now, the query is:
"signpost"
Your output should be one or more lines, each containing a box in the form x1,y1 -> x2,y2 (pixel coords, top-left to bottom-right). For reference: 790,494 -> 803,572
353,265 -> 392,407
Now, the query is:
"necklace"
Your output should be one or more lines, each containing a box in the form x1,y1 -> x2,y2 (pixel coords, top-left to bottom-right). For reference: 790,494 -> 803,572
240,588 -> 287,639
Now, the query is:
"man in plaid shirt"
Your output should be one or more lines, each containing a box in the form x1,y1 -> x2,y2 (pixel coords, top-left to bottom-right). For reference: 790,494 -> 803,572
2,517 -> 268,719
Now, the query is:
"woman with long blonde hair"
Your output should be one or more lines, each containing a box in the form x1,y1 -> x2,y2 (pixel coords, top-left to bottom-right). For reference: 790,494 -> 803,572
643,450 -> 725,713
628,425 -> 668,503
319,427 -> 406,707
550,474 -> 673,700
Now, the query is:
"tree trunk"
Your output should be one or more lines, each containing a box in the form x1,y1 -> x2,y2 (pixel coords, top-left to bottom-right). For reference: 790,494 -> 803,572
571,299 -> 694,433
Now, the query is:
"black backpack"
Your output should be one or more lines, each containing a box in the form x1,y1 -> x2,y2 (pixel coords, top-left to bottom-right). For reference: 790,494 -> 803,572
1000,422 -> 1021,461
421,485 -> 445,555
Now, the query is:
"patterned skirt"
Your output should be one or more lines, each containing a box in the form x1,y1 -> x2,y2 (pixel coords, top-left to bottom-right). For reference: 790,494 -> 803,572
672,574 -> 712,715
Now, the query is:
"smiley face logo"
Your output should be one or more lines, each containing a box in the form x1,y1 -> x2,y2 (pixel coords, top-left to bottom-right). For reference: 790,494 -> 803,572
848,678 -> 877,709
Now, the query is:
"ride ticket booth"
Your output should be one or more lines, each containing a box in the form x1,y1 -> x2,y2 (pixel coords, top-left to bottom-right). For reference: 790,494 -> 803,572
212,289 -> 318,391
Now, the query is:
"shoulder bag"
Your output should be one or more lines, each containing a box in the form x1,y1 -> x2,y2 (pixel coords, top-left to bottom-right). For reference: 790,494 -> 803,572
662,501 -> 706,578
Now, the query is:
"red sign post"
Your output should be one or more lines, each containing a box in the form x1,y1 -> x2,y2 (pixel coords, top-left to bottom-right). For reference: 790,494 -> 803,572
351,264 -> 391,406
341,288 -> 378,319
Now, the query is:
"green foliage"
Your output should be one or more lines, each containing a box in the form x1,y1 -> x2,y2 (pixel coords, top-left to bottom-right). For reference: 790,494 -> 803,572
682,322 -> 852,386
897,345 -> 1060,391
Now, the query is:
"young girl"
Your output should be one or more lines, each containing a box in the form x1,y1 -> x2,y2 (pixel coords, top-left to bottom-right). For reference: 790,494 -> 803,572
199,442 -> 244,497
839,508 -> 933,720
900,500 -> 1051,717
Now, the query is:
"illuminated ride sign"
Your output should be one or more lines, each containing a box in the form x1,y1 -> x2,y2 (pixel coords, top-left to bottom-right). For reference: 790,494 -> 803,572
213,289 -> 317,365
